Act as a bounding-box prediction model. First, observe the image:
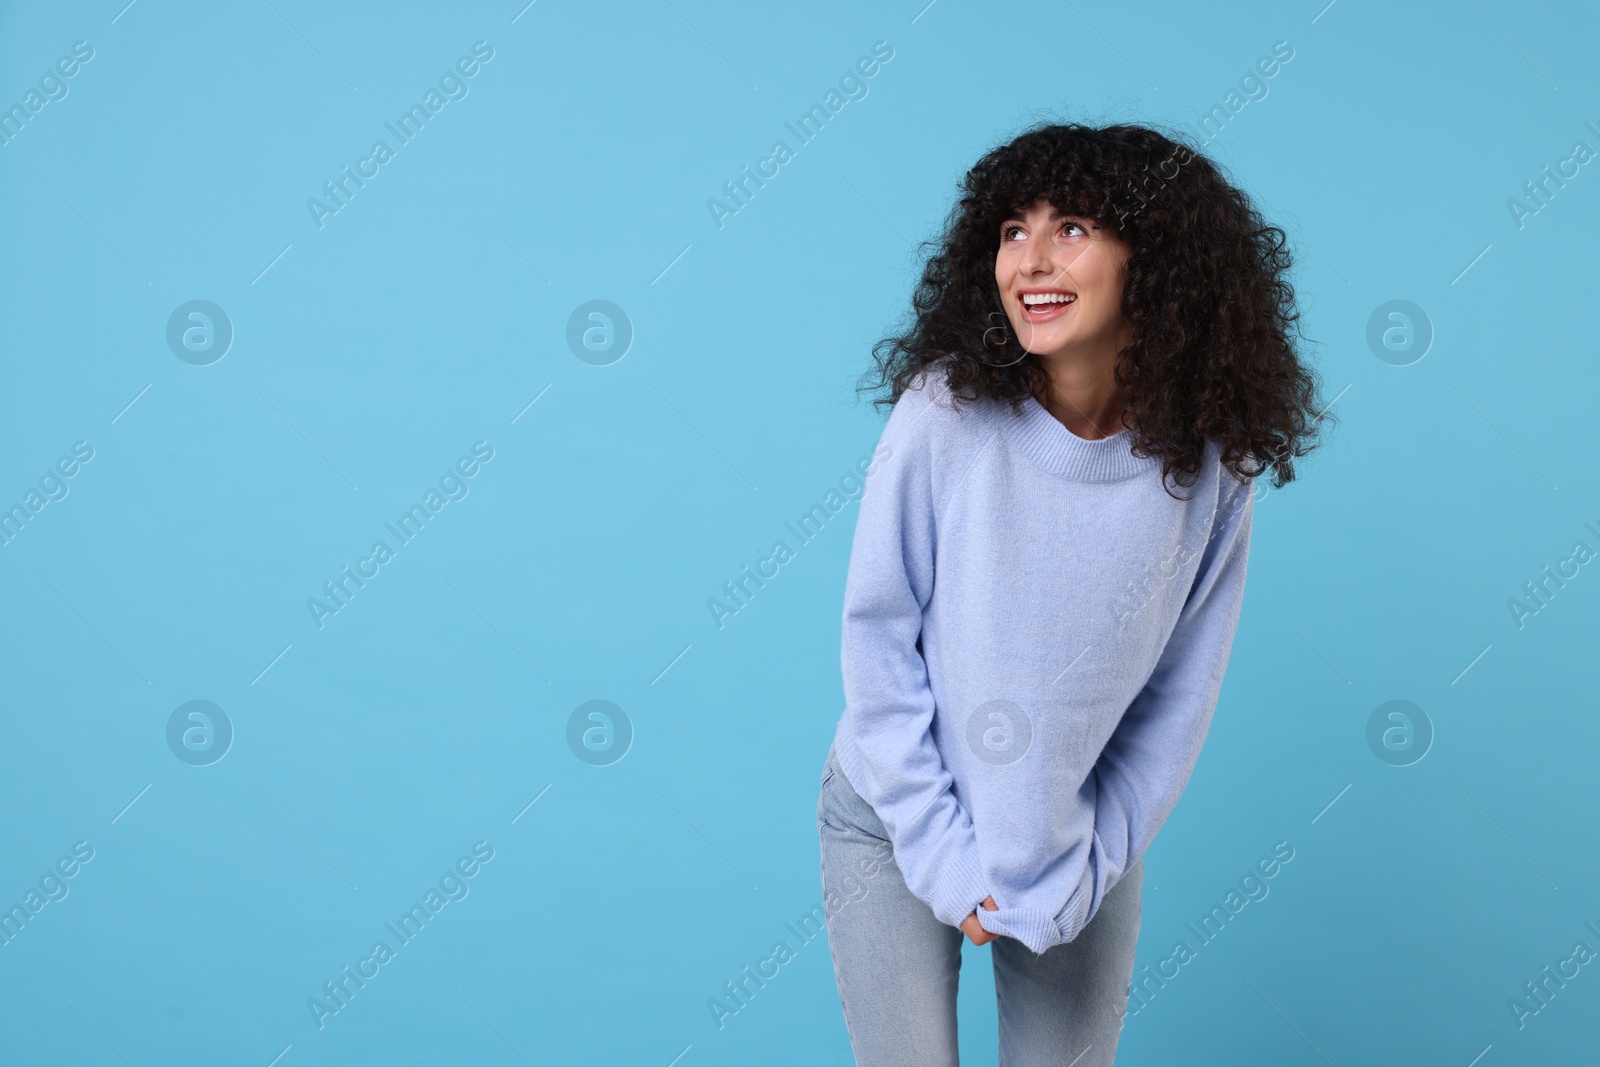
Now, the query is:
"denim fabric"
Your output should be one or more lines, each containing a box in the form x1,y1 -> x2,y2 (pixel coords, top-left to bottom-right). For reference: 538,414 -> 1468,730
817,742 -> 1143,1066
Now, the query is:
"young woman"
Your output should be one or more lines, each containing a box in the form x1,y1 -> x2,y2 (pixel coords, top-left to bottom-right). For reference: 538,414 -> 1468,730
816,121 -> 1329,1066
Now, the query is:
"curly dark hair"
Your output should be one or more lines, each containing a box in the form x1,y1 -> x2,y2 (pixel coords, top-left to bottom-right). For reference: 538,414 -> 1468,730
857,120 -> 1331,498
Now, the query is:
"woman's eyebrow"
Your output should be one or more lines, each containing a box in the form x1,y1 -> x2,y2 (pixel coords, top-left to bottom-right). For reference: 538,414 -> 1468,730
1002,206 -> 1078,223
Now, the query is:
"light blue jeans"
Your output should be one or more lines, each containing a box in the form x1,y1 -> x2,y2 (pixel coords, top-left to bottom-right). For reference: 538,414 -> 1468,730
817,742 -> 1143,1066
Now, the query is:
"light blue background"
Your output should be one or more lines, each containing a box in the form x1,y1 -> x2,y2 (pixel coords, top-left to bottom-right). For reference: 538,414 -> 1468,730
2,1 -> 1597,1063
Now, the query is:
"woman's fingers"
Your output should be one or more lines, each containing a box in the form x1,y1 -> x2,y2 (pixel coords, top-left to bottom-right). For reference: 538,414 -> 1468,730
961,896 -> 1000,943
961,910 -> 998,945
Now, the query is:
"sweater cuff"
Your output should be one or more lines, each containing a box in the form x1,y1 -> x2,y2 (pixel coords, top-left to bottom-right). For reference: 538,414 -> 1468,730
975,904 -> 1066,956
928,845 -> 990,929
1051,874 -> 1093,946
971,876 -> 1091,956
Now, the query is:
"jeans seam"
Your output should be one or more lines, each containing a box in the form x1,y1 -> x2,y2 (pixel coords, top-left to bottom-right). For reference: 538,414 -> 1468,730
819,804 -> 872,1064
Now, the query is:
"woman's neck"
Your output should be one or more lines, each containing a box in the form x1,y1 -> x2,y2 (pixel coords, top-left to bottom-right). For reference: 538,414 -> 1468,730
1034,361 -> 1129,440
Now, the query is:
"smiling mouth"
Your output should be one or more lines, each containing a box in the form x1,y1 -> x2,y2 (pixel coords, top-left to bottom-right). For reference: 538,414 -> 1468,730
1019,292 -> 1077,323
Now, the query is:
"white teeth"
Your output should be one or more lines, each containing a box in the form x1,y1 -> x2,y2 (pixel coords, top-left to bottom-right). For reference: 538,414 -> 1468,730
1022,293 -> 1076,306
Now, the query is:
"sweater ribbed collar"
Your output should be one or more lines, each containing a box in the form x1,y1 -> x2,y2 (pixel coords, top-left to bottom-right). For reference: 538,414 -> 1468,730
999,393 -> 1160,483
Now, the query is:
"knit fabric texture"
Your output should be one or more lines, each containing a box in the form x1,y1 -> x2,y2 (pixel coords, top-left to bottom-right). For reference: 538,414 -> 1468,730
832,357 -> 1254,955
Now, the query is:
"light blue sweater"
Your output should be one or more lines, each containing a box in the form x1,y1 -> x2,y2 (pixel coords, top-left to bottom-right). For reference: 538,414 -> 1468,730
832,357 -> 1254,955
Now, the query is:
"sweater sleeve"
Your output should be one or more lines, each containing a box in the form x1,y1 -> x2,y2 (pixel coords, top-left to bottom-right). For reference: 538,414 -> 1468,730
837,371 -> 993,931
980,468 -> 1255,952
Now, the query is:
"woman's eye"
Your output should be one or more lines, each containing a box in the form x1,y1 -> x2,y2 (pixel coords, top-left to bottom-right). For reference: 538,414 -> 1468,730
1001,221 -> 1086,242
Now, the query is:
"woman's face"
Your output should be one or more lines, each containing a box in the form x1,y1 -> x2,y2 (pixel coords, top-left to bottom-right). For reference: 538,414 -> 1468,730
993,198 -> 1132,363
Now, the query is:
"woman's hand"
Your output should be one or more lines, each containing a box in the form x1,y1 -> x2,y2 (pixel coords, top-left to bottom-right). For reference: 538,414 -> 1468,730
960,896 -> 999,945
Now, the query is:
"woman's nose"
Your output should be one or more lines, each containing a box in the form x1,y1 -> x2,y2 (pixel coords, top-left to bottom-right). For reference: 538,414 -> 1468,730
1020,232 -> 1053,274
